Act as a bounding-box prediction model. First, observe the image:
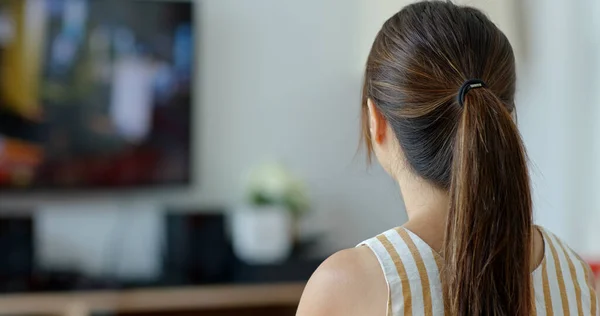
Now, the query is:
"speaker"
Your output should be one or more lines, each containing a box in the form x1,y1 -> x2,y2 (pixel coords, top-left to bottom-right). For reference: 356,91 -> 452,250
0,215 -> 34,291
162,211 -> 233,284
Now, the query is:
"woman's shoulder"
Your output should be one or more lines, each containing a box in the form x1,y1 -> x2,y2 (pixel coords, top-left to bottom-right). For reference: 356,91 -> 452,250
296,246 -> 388,316
359,226 -> 443,276
536,226 -> 596,286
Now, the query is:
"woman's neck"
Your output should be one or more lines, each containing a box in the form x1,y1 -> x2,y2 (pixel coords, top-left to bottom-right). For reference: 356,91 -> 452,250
396,173 -> 449,253
397,173 -> 449,219
396,172 -> 544,271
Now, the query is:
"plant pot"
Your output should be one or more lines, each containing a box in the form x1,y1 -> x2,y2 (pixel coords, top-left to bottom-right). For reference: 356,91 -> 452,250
231,205 -> 293,265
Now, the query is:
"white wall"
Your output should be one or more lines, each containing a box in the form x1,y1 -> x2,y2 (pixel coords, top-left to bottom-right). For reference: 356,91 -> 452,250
516,0 -> 600,256
196,0 -> 407,252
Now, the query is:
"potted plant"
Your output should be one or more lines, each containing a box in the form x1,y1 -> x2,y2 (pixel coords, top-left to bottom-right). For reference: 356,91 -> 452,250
231,163 -> 309,264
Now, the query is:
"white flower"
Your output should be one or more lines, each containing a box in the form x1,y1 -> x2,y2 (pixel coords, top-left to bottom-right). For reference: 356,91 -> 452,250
246,163 -> 310,215
248,164 -> 290,199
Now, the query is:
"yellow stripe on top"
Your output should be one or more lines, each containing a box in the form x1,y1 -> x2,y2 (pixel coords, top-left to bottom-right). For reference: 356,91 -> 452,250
397,228 -> 433,316
377,234 -> 412,315
542,251 -> 555,316
432,252 -> 444,275
554,236 -> 584,316
542,230 -> 570,315
580,259 -> 597,316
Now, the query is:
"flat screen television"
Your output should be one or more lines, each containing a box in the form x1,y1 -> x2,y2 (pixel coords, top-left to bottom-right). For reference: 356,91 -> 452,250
0,0 -> 194,190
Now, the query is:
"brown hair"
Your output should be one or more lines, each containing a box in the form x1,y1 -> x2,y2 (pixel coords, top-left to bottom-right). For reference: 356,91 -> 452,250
362,1 -> 533,315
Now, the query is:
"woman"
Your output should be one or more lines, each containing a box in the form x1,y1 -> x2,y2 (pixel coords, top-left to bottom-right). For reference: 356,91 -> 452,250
297,1 -> 598,315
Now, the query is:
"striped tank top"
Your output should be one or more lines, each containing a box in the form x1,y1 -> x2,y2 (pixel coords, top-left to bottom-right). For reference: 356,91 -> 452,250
359,226 -> 599,316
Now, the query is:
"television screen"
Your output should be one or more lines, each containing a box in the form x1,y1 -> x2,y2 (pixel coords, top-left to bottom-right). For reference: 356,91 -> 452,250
0,0 -> 194,189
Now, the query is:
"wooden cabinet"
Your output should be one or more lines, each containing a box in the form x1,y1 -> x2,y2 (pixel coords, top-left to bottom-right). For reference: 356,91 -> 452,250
0,283 -> 305,316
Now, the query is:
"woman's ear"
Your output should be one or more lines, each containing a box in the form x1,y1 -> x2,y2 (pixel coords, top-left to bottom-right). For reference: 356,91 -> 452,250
367,98 -> 387,144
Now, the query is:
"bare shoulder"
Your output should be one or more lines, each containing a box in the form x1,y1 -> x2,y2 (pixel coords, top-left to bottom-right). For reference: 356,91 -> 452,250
296,246 -> 387,316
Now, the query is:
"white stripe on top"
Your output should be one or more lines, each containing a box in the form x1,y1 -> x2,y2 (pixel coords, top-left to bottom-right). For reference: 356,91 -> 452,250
362,234 -> 401,316
358,226 -> 598,316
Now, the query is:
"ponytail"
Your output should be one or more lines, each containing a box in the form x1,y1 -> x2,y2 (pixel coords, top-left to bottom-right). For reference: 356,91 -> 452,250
444,87 -> 533,315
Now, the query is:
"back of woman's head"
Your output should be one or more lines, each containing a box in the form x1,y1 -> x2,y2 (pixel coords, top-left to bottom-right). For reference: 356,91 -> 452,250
362,1 -> 533,315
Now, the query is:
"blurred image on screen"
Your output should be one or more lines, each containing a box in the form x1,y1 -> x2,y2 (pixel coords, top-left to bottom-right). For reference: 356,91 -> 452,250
0,0 -> 193,189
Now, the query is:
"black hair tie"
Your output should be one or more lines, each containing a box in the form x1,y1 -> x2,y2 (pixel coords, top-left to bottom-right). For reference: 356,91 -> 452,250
457,79 -> 487,106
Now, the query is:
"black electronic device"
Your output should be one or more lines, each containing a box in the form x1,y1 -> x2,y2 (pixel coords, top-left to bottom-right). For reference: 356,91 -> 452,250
0,215 -> 34,291
162,211 -> 234,285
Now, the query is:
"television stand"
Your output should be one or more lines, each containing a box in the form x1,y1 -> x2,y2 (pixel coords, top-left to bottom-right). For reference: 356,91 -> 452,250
0,282 -> 304,316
